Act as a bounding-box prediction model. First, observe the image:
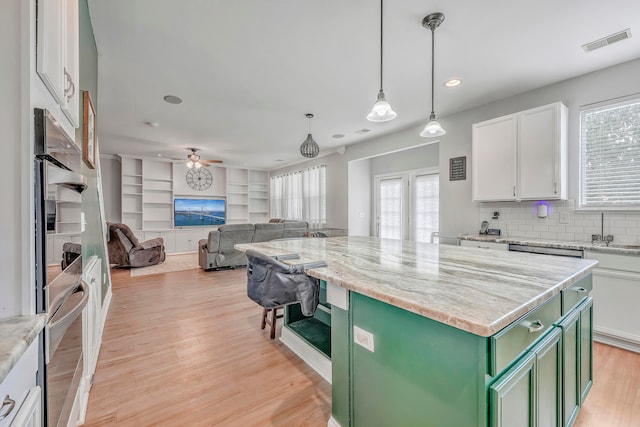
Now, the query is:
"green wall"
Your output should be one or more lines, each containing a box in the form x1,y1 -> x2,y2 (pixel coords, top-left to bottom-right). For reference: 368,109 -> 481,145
77,0 -> 110,301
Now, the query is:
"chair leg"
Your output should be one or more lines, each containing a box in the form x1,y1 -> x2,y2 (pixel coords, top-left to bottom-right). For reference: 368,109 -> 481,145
270,308 -> 278,339
261,308 -> 268,330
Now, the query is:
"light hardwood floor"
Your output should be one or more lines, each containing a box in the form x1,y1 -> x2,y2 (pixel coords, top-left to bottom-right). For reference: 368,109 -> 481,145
84,265 -> 640,426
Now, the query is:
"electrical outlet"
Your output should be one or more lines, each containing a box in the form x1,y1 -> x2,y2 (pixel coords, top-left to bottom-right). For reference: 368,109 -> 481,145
353,325 -> 375,352
559,211 -> 570,224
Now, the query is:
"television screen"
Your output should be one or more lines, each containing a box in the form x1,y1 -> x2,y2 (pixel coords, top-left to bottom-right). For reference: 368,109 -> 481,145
174,197 -> 226,228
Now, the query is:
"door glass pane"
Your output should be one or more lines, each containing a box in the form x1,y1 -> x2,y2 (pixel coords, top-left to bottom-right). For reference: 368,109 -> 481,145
414,174 -> 439,243
379,178 -> 403,239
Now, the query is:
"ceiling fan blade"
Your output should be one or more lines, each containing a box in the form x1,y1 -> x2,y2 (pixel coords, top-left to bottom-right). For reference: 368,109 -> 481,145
200,159 -> 223,164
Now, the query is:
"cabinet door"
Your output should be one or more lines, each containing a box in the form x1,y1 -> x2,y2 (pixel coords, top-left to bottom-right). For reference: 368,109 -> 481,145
490,351 -> 536,427
559,309 -> 580,427
536,328 -> 562,427
8,386 -> 42,427
61,0 -> 80,127
472,115 -> 517,201
579,298 -> 593,404
37,0 -> 66,104
518,103 -> 565,200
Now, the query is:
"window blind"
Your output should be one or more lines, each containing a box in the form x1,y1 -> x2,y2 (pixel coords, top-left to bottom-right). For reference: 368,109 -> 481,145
379,177 -> 403,239
414,173 -> 439,243
580,97 -> 640,208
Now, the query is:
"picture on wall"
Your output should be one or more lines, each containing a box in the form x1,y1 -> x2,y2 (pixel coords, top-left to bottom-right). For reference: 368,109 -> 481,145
83,91 -> 97,169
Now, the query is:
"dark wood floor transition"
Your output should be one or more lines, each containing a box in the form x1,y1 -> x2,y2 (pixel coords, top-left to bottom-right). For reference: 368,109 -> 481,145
83,261 -> 639,426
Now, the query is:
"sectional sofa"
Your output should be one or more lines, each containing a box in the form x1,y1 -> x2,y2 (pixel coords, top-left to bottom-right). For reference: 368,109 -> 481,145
198,221 -> 308,270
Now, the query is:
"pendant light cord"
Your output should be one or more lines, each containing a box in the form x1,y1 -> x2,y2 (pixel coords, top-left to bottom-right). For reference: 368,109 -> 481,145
379,0 -> 383,91
431,26 -> 435,116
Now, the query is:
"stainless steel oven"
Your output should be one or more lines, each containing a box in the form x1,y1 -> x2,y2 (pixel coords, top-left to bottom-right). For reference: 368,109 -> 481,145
34,108 -> 88,427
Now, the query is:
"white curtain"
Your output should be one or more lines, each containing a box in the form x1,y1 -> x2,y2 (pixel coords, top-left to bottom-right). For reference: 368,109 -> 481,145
270,165 -> 326,228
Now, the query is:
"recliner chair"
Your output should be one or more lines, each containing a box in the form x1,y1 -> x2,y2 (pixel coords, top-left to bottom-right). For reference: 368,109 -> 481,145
106,222 -> 166,268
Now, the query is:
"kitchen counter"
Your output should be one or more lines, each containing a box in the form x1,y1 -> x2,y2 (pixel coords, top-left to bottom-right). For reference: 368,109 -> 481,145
459,234 -> 640,255
0,314 -> 46,383
236,236 -> 597,336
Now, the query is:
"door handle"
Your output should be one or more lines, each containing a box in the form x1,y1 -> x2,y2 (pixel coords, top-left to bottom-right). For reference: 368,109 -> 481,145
0,395 -> 16,421
47,280 -> 89,362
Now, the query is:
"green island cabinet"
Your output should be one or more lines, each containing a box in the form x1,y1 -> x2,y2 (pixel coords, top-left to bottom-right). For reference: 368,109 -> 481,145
284,280 -> 332,358
326,275 -> 594,427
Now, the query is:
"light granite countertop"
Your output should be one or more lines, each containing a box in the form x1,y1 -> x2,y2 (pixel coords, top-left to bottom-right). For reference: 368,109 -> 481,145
0,314 -> 46,384
459,234 -> 640,256
236,236 -> 597,337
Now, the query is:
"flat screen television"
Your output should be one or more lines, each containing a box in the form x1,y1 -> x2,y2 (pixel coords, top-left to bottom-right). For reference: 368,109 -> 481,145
174,197 -> 226,228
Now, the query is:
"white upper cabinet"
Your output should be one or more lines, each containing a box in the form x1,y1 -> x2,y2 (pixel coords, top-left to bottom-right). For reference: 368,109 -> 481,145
37,0 -> 80,128
61,0 -> 80,127
518,103 -> 567,200
472,102 -> 568,202
472,115 -> 518,201
37,0 -> 66,105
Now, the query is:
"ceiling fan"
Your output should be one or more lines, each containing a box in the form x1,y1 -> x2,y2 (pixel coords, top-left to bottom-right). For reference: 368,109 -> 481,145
185,148 -> 223,168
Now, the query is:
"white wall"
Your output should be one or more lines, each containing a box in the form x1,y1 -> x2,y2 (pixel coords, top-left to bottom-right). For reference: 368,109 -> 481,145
348,159 -> 371,236
100,156 -> 121,222
369,143 -> 439,176
0,0 -> 24,318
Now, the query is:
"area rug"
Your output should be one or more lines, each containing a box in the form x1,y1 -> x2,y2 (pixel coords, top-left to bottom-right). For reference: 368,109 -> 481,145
130,252 -> 199,277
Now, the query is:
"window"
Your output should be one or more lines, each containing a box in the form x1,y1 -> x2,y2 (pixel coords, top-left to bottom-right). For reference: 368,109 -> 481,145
270,165 -> 326,227
580,96 -> 640,209
375,169 -> 439,242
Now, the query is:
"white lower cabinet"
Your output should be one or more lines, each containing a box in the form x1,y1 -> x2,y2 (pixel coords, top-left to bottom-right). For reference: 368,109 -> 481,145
0,342 -> 39,427
584,251 -> 640,352
174,229 -> 208,253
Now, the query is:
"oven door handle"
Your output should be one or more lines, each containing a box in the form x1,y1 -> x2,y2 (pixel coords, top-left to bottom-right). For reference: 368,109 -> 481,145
46,280 -> 89,364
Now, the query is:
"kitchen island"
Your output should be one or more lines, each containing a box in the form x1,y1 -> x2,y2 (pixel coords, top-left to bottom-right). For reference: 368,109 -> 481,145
236,236 -> 598,427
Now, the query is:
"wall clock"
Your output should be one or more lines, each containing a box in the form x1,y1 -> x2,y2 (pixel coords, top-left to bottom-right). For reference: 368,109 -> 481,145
186,167 -> 213,191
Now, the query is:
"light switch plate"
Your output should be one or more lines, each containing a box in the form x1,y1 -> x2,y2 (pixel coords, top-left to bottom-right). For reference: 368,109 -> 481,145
353,325 -> 375,352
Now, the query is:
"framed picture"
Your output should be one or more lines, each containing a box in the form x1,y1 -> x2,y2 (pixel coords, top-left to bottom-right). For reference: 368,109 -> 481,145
83,91 -> 97,169
449,156 -> 466,181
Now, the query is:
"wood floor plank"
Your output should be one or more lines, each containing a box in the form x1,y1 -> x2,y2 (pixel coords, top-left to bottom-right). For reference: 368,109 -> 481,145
84,266 -> 640,426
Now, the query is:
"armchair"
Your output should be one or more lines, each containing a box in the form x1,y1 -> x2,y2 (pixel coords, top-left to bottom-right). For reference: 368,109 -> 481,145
107,222 -> 166,268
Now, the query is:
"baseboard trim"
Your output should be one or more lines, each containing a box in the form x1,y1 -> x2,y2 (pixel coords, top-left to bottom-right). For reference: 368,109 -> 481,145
327,416 -> 342,427
594,327 -> 640,354
280,327 -> 332,384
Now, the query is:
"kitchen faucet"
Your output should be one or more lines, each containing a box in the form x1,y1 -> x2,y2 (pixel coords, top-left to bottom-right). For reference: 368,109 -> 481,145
591,212 -> 614,245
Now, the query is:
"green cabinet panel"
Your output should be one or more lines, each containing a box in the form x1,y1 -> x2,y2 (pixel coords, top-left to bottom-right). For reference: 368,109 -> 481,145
559,309 -> 580,427
490,351 -> 536,427
579,298 -> 593,404
331,305 -> 350,427
536,328 -> 562,427
350,293 -> 487,427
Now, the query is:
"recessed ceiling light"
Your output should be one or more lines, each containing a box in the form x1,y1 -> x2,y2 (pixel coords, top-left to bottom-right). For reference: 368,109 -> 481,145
354,128 -> 371,134
157,154 -> 162,157
274,159 -> 284,162
163,95 -> 183,104
332,134 -> 345,139
444,79 -> 462,87
145,121 -> 159,127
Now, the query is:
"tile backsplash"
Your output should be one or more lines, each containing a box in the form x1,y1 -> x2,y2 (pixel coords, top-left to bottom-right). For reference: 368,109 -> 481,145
479,200 -> 640,245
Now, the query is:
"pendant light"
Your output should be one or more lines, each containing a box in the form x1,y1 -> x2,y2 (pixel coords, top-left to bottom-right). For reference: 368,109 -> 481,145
420,12 -> 446,138
367,0 -> 397,122
300,113 -> 320,158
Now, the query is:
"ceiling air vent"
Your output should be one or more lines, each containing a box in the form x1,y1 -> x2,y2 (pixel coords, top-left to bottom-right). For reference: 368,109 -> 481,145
582,28 -> 632,52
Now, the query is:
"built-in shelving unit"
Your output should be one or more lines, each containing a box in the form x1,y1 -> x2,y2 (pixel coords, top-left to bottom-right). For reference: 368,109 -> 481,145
248,169 -> 269,223
226,168 -> 250,224
142,159 -> 174,230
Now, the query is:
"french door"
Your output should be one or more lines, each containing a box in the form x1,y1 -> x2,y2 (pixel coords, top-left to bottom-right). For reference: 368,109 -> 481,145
375,169 -> 439,242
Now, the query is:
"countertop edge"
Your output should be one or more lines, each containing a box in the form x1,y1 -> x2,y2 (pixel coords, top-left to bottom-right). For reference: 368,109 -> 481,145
458,235 -> 640,255
0,314 -> 47,384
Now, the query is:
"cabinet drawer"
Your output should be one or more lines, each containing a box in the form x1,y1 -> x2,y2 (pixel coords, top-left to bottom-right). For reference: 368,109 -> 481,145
0,341 -> 38,427
561,275 -> 592,315
490,294 -> 561,376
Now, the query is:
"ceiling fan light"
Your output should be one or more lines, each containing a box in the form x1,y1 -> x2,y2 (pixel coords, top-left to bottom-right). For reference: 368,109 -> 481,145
186,160 -> 194,169
300,134 -> 320,158
420,117 -> 446,137
194,161 -> 202,169
367,91 -> 397,122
